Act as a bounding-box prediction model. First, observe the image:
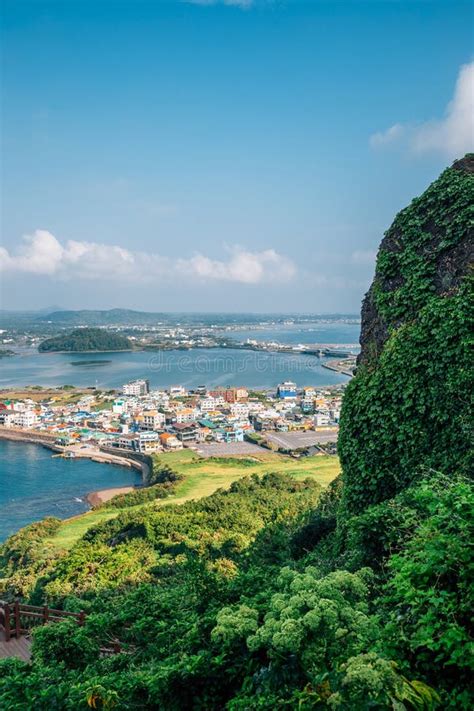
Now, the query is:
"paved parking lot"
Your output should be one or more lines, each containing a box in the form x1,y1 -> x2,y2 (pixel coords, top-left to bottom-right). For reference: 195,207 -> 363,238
265,429 -> 338,451
195,441 -> 266,458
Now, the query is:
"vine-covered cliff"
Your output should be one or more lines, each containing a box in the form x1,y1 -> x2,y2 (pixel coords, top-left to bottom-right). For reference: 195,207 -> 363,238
339,156 -> 473,514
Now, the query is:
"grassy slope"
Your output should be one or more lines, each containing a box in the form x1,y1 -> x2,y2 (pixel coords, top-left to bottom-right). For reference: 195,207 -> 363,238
48,451 -> 340,550
0,388 -> 99,406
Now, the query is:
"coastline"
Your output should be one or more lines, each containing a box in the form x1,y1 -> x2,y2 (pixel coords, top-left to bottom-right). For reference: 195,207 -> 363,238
321,359 -> 355,377
0,426 -> 150,510
86,486 -> 136,507
37,348 -> 134,354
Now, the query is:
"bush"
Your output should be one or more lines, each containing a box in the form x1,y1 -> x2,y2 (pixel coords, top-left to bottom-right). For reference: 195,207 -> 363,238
32,620 -> 100,669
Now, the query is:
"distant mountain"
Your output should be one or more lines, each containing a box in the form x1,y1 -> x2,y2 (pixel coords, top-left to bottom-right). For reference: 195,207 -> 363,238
38,327 -> 133,352
37,308 -> 168,326
35,309 -> 360,327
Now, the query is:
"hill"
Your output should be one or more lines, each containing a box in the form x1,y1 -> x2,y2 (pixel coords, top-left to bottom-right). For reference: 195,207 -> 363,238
38,327 -> 132,352
0,158 -> 472,710
37,308 -> 167,326
35,309 -> 361,327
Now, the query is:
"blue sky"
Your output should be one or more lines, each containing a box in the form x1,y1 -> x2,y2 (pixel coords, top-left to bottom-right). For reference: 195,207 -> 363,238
1,0 -> 473,312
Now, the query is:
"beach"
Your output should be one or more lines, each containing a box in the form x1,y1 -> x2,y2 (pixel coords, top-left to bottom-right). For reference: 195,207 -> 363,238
86,486 -> 136,507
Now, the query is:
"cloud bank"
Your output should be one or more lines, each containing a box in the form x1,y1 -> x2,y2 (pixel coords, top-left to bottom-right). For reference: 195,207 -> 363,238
370,61 -> 474,158
0,230 -> 296,285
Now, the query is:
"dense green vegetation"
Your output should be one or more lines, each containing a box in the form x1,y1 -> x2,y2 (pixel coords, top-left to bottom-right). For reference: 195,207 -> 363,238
0,158 -> 472,709
38,328 -> 132,352
1,473 -> 471,709
339,157 -> 473,513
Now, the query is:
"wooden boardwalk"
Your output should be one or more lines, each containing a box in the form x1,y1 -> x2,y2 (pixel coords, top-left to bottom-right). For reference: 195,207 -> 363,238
0,628 -> 32,661
0,601 -> 120,661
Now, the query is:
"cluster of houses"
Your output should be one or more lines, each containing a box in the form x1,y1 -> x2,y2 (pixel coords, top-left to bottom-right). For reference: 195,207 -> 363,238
0,379 -> 342,454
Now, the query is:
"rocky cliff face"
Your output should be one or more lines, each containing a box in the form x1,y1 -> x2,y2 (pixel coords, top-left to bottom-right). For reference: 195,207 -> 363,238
339,156 -> 473,514
358,154 -> 473,366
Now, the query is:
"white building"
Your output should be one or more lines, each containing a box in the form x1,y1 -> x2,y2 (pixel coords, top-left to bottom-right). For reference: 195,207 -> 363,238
169,385 -> 186,397
0,410 -> 18,427
175,408 -> 197,424
314,413 -> 330,427
122,379 -> 149,396
142,410 -> 165,430
230,402 -> 249,418
150,390 -> 170,407
247,401 -> 265,415
113,399 -> 126,414
117,431 -> 160,452
13,410 -> 38,428
199,397 -> 221,413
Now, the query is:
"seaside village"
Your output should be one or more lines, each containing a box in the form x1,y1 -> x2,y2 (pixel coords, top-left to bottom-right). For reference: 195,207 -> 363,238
0,379 -> 343,456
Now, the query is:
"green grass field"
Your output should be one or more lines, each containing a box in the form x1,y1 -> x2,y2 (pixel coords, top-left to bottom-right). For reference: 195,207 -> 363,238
158,450 -> 340,503
47,450 -> 340,550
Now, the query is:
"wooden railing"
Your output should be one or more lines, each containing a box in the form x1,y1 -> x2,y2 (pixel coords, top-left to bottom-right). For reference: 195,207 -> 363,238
0,600 -> 85,641
0,600 -> 122,655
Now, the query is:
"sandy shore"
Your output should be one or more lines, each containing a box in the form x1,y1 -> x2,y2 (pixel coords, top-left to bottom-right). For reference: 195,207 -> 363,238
86,486 -> 136,507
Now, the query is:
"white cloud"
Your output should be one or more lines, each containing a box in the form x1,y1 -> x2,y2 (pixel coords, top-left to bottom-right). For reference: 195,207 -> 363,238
0,230 -> 296,286
0,230 -> 65,275
369,123 -> 404,149
370,61 -> 474,159
412,62 -> 474,157
177,247 -> 295,283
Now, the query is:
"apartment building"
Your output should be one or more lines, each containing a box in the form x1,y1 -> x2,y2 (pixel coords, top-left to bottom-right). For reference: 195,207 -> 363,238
230,402 -> 249,418
173,422 -> 198,443
122,379 -> 150,396
117,431 -> 160,452
14,410 -> 38,428
142,410 -> 166,430
175,407 -> 197,424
